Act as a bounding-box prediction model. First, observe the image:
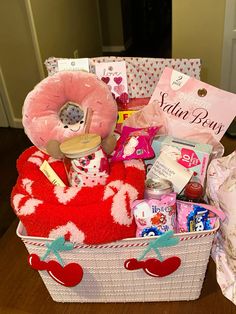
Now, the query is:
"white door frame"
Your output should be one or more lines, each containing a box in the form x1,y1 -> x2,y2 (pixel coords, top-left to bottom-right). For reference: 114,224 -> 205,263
0,67 -> 22,128
0,89 -> 9,127
220,0 -> 236,92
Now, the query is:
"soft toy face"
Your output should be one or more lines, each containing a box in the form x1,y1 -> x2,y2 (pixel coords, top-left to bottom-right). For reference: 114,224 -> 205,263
22,71 -> 117,152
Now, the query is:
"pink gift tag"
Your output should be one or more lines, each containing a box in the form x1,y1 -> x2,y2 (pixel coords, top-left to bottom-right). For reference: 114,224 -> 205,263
95,61 -> 129,103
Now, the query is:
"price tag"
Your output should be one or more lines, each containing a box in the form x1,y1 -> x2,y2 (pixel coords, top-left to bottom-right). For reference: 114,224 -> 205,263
57,58 -> 90,72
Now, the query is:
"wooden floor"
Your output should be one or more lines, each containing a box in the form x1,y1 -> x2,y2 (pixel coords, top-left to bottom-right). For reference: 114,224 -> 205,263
0,127 -> 236,313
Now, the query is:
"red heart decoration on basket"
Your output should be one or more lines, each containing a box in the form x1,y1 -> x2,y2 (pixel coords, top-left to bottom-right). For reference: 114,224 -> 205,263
47,260 -> 83,287
143,257 -> 181,277
28,254 -> 48,270
124,258 -> 145,270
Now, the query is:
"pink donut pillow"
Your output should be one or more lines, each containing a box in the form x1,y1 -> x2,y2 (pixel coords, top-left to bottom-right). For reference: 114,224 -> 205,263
22,71 -> 117,151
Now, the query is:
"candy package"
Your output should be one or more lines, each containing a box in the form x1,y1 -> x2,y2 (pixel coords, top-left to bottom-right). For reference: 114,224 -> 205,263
176,200 -> 225,233
112,126 -> 159,162
132,194 -> 177,237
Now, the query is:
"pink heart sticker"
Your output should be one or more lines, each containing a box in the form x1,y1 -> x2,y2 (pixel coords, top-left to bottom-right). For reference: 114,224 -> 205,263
114,76 -> 123,85
114,84 -> 125,95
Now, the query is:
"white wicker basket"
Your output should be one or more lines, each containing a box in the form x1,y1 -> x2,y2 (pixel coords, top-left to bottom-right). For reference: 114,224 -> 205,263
17,221 -> 218,303
16,56 -> 208,303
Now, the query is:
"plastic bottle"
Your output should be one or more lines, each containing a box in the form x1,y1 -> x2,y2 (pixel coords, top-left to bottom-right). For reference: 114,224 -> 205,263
177,181 -> 206,203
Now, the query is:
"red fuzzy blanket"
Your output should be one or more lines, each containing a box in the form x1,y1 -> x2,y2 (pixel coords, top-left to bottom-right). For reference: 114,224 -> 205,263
11,147 -> 145,244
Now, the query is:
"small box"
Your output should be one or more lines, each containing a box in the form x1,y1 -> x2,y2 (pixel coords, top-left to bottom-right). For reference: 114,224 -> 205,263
146,136 -> 213,185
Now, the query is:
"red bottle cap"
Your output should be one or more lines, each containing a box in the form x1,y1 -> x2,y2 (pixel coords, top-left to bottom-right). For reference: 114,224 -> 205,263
184,182 -> 203,200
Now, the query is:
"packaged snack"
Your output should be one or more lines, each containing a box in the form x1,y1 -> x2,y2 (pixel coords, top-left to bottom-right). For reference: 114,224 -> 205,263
132,194 -> 177,237
145,135 -> 212,185
148,67 -> 236,141
147,152 -> 193,194
112,126 -> 159,162
176,201 -> 224,233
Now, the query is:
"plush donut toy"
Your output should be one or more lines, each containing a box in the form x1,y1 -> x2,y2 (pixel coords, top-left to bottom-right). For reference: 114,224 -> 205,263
22,71 -> 118,157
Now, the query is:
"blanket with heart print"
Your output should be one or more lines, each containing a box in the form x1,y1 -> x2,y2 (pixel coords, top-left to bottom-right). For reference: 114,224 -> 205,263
11,146 -> 145,244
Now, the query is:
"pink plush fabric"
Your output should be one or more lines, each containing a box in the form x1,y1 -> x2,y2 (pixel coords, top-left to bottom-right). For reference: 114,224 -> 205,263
22,71 -> 117,151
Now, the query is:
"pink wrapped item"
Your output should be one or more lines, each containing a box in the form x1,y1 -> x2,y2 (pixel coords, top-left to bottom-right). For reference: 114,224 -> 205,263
22,71 -> 117,152
207,151 -> 236,305
132,194 -> 176,237
176,201 -> 223,233
112,126 -> 159,161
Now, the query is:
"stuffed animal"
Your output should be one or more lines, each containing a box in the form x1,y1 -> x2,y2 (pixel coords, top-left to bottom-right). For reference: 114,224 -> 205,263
22,71 -> 118,157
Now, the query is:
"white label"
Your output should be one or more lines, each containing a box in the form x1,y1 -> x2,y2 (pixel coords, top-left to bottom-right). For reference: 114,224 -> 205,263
170,69 -> 190,91
147,152 -> 193,193
57,58 -> 90,72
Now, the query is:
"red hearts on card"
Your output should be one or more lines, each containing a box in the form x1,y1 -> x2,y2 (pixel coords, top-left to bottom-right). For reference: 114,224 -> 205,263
47,260 -> 83,287
114,84 -> 125,95
101,76 -> 110,84
28,254 -> 48,270
143,257 -> 181,277
114,76 -> 122,85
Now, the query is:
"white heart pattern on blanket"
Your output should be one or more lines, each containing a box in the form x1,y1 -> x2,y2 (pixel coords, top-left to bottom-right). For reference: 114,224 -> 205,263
49,222 -> 85,243
22,178 -> 33,195
110,183 -> 138,226
54,186 -> 79,204
103,180 -> 123,200
12,194 -> 43,215
124,159 -> 145,171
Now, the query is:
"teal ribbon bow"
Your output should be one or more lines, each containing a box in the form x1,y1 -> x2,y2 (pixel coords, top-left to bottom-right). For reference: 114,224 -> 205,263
138,230 -> 179,262
41,237 -> 74,266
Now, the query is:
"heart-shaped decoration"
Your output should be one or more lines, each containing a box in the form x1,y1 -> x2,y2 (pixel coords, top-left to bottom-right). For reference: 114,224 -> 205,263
114,76 -> 123,85
48,222 -> 85,243
54,186 -> 79,205
47,260 -> 83,287
116,92 -> 129,104
101,76 -> 110,84
143,257 -> 181,277
28,254 -> 48,271
124,258 -> 145,270
114,84 -> 125,95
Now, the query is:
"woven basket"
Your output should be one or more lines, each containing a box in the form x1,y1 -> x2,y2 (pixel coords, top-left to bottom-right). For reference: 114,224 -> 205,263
16,57 -> 210,303
17,221 -> 218,302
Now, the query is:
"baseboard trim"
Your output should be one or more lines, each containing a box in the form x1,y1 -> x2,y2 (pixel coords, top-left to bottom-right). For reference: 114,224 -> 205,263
13,118 -> 23,128
102,45 -> 125,52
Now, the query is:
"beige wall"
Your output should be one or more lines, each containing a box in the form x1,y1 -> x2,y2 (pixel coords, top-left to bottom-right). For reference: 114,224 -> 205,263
99,0 -> 124,48
0,1 -> 41,120
0,0 -> 102,123
31,0 -> 102,62
172,0 -> 226,87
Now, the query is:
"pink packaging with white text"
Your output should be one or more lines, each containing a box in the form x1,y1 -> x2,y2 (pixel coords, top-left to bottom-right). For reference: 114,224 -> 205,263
148,67 -> 236,141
